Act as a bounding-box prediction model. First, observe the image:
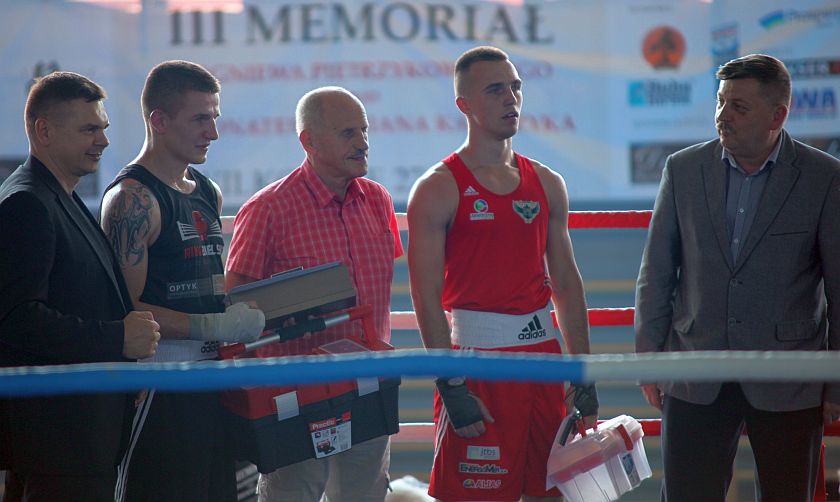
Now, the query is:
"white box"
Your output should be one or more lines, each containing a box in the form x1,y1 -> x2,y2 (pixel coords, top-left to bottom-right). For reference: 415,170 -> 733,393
546,415 -> 652,502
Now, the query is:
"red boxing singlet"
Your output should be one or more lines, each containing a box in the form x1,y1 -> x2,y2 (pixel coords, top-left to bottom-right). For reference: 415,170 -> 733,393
441,152 -> 552,315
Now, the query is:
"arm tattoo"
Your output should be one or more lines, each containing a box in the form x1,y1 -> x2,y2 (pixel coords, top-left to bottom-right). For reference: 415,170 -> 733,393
106,186 -> 153,267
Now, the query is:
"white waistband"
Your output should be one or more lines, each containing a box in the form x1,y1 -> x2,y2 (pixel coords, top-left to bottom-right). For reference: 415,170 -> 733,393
143,340 -> 219,362
450,304 -> 559,349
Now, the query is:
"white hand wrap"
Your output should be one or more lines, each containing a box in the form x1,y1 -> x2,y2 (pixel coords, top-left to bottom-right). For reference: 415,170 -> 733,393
189,302 -> 265,343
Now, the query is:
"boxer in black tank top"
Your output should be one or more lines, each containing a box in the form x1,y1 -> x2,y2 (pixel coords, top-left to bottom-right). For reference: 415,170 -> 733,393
109,164 -> 225,319
100,61 -> 264,502
103,164 -> 235,502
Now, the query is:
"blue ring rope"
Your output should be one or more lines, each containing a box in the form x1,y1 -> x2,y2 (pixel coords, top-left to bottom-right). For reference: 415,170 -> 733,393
5,350 -> 840,397
0,349 -> 585,397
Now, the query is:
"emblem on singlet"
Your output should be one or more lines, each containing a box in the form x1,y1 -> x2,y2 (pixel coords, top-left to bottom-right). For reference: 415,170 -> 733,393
463,185 -> 479,197
177,210 -> 223,242
179,211 -> 224,259
470,199 -> 494,221
512,200 -> 540,224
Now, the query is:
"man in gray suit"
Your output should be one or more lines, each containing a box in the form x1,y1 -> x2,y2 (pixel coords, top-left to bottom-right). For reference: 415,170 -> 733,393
635,54 -> 840,501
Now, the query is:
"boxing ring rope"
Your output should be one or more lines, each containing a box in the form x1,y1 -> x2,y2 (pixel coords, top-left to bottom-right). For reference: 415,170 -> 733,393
2,350 -> 840,397
8,210 -> 840,498
219,210 -> 654,234
392,420 -> 840,444
8,210 -> 840,415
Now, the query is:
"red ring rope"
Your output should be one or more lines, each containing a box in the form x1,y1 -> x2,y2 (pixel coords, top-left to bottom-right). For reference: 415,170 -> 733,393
569,210 -> 652,229
588,308 -> 635,326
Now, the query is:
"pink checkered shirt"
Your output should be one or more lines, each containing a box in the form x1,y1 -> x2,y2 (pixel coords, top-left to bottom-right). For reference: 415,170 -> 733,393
227,160 -> 403,355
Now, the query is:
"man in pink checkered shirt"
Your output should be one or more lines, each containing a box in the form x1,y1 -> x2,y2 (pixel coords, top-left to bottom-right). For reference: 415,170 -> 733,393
226,86 -> 403,502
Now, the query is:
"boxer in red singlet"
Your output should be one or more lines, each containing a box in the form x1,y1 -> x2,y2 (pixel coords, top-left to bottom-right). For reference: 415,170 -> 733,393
407,46 -> 599,502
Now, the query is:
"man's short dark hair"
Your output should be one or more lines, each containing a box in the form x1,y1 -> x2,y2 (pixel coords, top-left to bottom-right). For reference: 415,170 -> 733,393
25,71 -> 106,132
716,54 -> 791,106
141,60 -> 220,119
454,46 -> 510,96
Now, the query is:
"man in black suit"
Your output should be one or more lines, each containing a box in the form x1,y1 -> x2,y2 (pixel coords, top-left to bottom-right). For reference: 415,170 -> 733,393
0,71 -> 161,501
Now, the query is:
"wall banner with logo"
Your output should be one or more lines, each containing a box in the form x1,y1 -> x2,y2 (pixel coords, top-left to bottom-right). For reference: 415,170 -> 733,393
711,0 -> 840,158
0,0 -> 838,208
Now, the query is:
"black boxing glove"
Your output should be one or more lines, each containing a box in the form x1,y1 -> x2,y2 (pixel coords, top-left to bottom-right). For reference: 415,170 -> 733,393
571,383 -> 599,417
435,377 -> 483,429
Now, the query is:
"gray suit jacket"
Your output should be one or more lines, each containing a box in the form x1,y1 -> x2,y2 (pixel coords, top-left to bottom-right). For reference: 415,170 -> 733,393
635,130 -> 840,411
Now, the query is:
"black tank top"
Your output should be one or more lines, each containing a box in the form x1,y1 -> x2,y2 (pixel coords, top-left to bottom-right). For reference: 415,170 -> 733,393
106,164 -> 225,316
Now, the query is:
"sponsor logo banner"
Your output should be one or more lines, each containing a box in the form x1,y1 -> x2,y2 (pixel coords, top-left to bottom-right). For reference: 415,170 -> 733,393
760,6 -> 840,30
642,25 -> 686,69
786,59 -> 840,79
2,1 -> 840,206
789,87 -> 837,120
630,142 -> 698,184
628,80 -> 692,106
711,23 -> 739,71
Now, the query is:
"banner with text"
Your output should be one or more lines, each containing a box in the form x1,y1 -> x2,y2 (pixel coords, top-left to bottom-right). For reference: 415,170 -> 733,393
0,0 -> 838,208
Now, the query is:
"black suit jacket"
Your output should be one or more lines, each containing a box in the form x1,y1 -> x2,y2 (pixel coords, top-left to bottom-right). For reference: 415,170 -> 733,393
0,157 -> 134,475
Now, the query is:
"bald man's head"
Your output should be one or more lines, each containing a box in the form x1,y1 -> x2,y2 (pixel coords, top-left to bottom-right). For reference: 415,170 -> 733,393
295,86 -> 365,135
